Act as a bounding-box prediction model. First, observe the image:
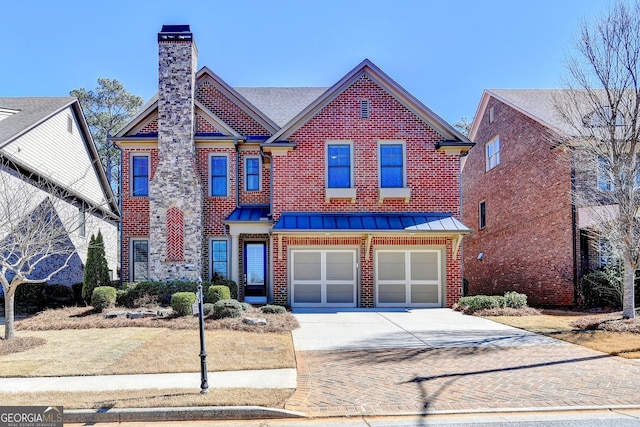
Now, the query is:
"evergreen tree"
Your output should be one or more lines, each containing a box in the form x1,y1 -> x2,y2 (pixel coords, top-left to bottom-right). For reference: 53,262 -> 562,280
94,230 -> 111,289
82,234 -> 97,304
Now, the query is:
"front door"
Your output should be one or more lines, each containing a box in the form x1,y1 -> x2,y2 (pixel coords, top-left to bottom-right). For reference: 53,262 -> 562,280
244,242 -> 267,303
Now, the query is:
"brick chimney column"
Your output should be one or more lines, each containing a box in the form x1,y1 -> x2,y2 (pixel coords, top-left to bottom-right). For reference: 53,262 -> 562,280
149,25 -> 203,281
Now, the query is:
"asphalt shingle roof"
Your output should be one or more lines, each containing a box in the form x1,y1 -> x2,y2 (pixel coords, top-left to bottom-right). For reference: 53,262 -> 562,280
0,97 -> 75,145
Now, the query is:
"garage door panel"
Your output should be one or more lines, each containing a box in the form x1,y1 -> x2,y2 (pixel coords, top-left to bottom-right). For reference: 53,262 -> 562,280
291,249 -> 357,307
326,252 -> 354,280
378,284 -> 406,304
294,283 -> 322,304
377,252 -> 406,280
411,252 -> 439,281
293,252 -> 322,280
411,285 -> 439,304
326,284 -> 355,304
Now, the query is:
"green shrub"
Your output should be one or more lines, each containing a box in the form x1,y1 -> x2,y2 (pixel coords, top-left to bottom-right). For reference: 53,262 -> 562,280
261,304 -> 286,314
171,292 -> 197,317
210,273 -> 238,299
15,283 -> 47,313
91,286 -> 117,312
203,303 -> 214,316
580,267 -> 623,309
44,284 -> 75,309
211,299 -> 243,319
458,295 -> 506,312
206,285 -> 231,304
240,302 -> 251,311
117,281 -> 198,308
503,291 -> 527,309
83,231 -> 111,305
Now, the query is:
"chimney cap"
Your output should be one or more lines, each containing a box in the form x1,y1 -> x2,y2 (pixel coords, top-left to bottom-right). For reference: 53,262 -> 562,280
158,25 -> 193,42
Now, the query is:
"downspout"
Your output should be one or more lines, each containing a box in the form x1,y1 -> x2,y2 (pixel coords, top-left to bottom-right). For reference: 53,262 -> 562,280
114,136 -> 124,284
571,150 -> 579,305
260,147 -> 274,217
234,138 -> 240,208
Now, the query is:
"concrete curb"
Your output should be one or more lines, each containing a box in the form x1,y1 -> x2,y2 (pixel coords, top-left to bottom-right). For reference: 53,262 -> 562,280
63,406 -> 307,424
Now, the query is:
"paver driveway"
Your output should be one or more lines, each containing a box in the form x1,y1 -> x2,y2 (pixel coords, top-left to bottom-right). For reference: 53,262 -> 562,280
285,309 -> 640,416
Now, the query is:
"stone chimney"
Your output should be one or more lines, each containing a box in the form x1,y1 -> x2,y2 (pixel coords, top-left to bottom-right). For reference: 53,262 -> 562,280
148,25 -> 203,281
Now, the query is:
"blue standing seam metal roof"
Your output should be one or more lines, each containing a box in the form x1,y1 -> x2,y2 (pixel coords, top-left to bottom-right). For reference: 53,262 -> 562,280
272,212 -> 470,232
225,205 -> 272,222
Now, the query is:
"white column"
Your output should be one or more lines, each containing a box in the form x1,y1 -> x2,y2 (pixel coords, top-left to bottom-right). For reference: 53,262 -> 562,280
230,233 -> 240,284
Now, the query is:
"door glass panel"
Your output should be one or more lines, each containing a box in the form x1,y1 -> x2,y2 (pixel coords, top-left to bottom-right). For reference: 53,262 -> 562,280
326,252 -> 354,280
411,252 -> 439,281
293,252 -> 321,280
246,243 -> 265,285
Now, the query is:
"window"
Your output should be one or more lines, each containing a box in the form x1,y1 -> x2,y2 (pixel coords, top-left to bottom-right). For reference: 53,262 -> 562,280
245,157 -> 260,191
479,201 -> 486,229
486,137 -> 500,171
597,156 -> 613,191
327,143 -> 352,188
78,209 -> 85,237
211,240 -> 228,278
489,107 -> 495,123
67,115 -> 73,133
379,143 -> 405,188
210,155 -> 228,196
132,239 -> 149,281
131,155 -> 149,196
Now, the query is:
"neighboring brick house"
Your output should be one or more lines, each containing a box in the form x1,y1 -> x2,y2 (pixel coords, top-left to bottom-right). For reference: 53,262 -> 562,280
0,97 -> 119,286
113,25 -> 473,308
462,89 -> 618,306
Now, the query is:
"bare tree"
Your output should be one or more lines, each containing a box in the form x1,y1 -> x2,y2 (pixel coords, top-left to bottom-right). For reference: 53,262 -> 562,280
556,1 -> 640,319
0,159 -> 100,339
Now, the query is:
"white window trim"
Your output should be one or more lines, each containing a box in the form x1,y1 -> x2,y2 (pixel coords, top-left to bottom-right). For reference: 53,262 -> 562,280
486,136 -> 500,172
210,238 -> 229,280
130,238 -> 149,282
209,153 -> 230,197
130,153 -> 150,197
325,141 -> 356,202
244,155 -> 262,192
378,140 -> 411,203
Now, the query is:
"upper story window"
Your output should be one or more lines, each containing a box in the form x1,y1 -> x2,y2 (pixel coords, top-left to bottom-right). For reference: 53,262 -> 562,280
326,143 -> 352,188
131,155 -> 149,196
486,136 -> 500,171
379,142 -> 405,188
245,157 -> 261,192
479,201 -> 487,229
210,155 -> 228,197
597,155 -> 640,191
584,106 -> 625,127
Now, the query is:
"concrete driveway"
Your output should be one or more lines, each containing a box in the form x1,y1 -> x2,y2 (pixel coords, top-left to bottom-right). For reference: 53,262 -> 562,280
291,308 -> 560,351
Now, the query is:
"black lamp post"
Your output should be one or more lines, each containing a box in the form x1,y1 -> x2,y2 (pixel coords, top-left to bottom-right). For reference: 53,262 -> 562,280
197,279 -> 209,394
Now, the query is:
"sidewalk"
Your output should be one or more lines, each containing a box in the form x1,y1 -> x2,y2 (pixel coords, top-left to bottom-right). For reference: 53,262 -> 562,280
0,369 -> 297,392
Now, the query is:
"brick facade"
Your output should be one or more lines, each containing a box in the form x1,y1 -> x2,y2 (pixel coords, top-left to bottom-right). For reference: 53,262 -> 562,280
462,96 -> 575,306
115,25 -> 471,308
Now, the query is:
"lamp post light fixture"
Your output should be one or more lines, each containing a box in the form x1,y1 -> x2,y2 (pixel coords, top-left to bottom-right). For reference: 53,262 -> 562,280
196,279 -> 209,394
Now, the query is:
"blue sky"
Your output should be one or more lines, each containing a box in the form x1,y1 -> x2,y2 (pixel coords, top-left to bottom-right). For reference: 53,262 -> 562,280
1,0 -> 611,125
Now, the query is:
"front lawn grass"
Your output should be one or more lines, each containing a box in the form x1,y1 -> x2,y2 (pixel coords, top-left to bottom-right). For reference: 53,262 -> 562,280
482,309 -> 640,359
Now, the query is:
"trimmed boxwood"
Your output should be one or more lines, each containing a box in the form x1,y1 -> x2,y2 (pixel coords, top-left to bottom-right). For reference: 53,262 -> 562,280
261,304 -> 286,314
91,286 -> 117,312
117,281 -> 198,308
171,292 -> 197,317
211,299 -> 243,319
206,285 -> 230,304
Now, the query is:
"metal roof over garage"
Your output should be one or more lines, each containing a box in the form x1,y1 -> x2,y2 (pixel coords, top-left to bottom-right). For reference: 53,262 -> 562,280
272,212 -> 470,233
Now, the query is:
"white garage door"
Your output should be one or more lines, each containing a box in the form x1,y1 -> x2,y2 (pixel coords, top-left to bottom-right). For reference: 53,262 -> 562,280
291,249 -> 357,307
376,250 -> 442,307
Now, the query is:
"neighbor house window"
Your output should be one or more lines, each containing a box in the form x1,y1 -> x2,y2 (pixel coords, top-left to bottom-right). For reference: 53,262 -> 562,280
132,239 -> 149,281
486,137 -> 500,171
379,142 -> 405,188
326,143 -> 352,188
131,155 -> 149,196
211,240 -> 228,279
597,156 -> 614,191
245,157 -> 261,191
479,201 -> 486,229
210,155 -> 228,197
